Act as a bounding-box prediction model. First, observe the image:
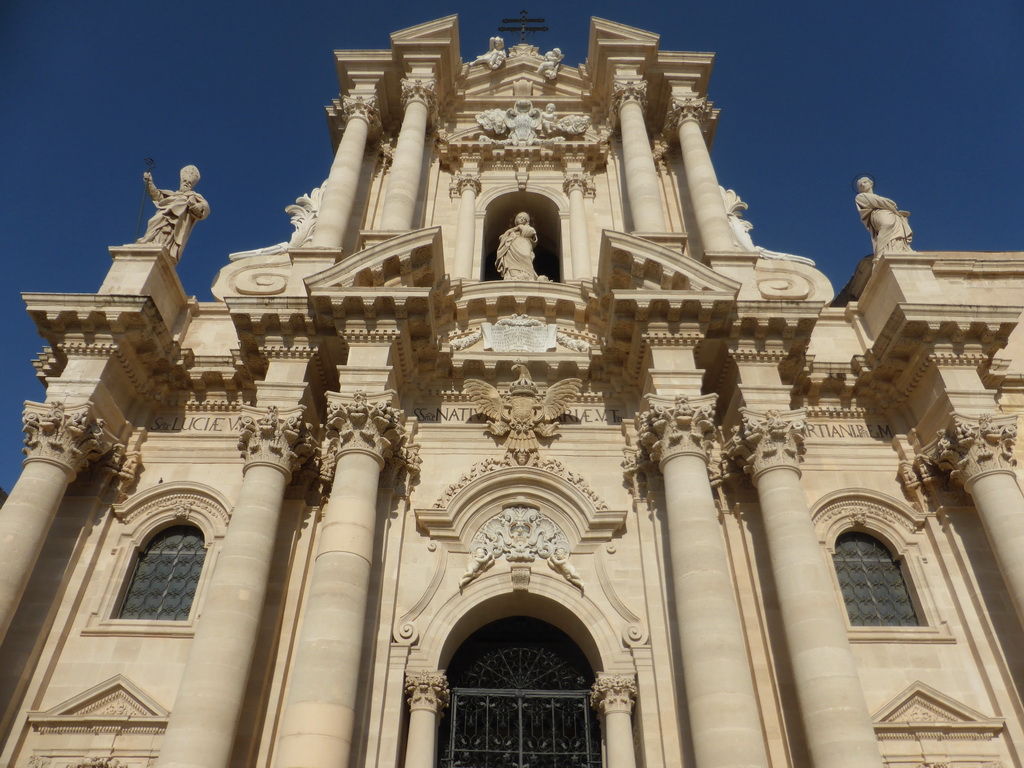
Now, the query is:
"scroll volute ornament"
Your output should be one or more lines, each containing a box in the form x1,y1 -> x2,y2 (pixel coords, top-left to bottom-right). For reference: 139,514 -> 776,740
636,395 -> 718,468
22,401 -> 110,476
237,405 -> 315,477
725,408 -> 809,479
935,413 -> 1018,486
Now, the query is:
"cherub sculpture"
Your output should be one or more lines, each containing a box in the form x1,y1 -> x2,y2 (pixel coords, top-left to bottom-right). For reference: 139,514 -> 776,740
463,364 -> 582,465
460,546 -> 496,589
472,36 -> 506,70
548,547 -> 583,592
537,48 -> 564,79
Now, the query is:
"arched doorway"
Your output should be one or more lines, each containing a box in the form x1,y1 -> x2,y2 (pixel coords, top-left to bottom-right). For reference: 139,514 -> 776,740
438,616 -> 601,767
482,192 -> 562,282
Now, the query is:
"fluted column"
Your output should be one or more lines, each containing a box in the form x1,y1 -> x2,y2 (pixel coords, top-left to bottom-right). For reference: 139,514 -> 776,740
402,672 -> 450,768
936,413 -> 1024,626
379,79 -> 436,231
726,409 -> 884,768
666,97 -> 735,253
157,407 -> 313,768
591,674 -> 638,768
611,81 -> 666,233
563,171 -> 595,280
450,172 -> 481,280
637,395 -> 768,768
0,402 -> 109,640
274,392 -> 414,768
311,95 -> 380,248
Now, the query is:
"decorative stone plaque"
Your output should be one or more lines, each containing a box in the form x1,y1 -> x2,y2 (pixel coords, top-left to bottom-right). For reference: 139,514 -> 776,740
481,315 -> 557,352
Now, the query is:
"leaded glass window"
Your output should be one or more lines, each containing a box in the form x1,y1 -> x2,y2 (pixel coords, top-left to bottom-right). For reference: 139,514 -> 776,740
440,617 -> 602,768
832,532 -> 919,627
118,525 -> 206,621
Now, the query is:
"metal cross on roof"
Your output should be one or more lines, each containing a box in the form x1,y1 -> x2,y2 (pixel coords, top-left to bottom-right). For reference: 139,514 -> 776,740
499,10 -> 548,45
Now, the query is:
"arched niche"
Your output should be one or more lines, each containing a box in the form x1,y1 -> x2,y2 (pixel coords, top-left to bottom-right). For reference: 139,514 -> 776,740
482,191 -> 562,282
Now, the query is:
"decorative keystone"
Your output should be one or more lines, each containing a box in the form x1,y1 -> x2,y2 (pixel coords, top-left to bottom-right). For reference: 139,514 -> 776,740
636,395 -> 718,468
725,408 -> 808,479
935,413 -> 1017,486
664,96 -> 714,133
590,674 -> 637,715
322,391 -> 405,476
237,405 -> 315,478
405,671 -> 450,713
22,401 -> 110,476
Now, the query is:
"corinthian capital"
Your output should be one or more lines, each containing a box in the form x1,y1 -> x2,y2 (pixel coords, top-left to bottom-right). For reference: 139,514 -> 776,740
341,94 -> 381,134
405,671 -> 450,713
237,405 -> 315,478
637,395 -> 717,468
449,171 -> 482,199
401,78 -> 438,113
935,413 -> 1017,486
590,674 -> 637,715
562,171 -> 596,197
22,401 -> 110,476
323,391 -> 405,469
725,408 -> 808,479
610,80 -> 648,113
664,96 -> 713,133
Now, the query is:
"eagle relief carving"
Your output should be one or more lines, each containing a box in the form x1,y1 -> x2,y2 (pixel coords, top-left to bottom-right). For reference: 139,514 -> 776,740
464,364 -> 582,465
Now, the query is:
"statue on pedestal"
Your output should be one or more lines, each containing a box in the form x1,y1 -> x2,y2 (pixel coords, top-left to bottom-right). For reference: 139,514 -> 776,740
496,212 -> 546,281
137,165 -> 210,262
855,176 -> 913,256
472,36 -> 506,70
537,48 -> 564,80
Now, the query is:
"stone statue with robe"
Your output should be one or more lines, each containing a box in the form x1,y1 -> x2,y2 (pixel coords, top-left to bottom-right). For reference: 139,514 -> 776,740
855,177 -> 913,256
137,165 -> 210,262
496,212 -> 546,281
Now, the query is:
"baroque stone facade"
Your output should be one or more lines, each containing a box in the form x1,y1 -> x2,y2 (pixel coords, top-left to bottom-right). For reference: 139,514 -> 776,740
2,14 -> 1024,768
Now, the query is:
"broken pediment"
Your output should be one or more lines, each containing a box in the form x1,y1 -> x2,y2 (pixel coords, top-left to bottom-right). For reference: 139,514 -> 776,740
598,230 -> 741,294
304,227 -> 444,291
872,681 -> 1003,741
29,675 -> 169,734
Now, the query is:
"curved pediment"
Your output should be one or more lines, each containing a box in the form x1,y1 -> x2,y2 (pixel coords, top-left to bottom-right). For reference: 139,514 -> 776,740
305,227 -> 444,291
598,230 -> 741,294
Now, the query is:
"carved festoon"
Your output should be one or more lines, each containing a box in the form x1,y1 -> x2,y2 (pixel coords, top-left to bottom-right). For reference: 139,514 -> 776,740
590,674 -> 638,715
22,401 -> 109,476
405,671 -> 450,712
726,409 -> 809,478
237,405 -> 315,477
463,365 -> 582,465
935,413 -> 1017,486
322,392 -> 405,473
636,396 -> 718,468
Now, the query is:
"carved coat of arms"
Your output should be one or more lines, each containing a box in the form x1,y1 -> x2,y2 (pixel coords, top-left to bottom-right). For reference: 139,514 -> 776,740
464,364 -> 581,464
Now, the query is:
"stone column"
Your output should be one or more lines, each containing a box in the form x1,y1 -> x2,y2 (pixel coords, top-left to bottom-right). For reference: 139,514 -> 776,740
666,97 -> 735,254
726,409 -> 884,768
402,672 -> 450,768
450,172 -> 481,280
379,79 -> 437,231
590,674 -> 638,768
636,396 -> 769,768
611,81 -> 666,233
274,392 -> 413,768
936,413 -> 1024,625
156,407 -> 313,768
563,171 -> 595,280
311,95 -> 380,248
0,401 -> 109,640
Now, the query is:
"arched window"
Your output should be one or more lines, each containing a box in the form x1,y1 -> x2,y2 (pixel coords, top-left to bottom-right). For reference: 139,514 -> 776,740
118,525 -> 206,621
440,616 -> 601,768
832,532 -> 919,627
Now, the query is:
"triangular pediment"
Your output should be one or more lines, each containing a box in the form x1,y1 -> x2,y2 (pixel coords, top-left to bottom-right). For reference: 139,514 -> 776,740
462,53 -> 590,101
598,230 -> 741,294
305,227 -> 443,291
389,15 -> 459,46
36,675 -> 168,720
872,681 -> 1003,740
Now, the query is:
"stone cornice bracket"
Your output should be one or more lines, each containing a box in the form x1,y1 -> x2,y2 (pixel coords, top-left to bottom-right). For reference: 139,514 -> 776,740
341,94 -> 382,138
449,171 -> 482,199
725,408 -> 808,480
562,171 -> 596,198
322,391 -> 405,474
636,394 -> 718,469
663,96 -> 714,135
237,405 -> 315,479
22,400 -> 111,477
95,443 -> 143,503
400,78 -> 439,124
934,412 -> 1017,487
405,671 -> 450,713
590,674 -> 637,715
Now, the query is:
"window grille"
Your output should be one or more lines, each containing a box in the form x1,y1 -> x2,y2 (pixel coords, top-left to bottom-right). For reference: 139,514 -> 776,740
118,525 -> 206,621
832,531 -> 919,626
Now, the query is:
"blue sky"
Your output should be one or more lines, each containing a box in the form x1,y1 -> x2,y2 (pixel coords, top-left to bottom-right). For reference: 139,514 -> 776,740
1,1 -> 1022,492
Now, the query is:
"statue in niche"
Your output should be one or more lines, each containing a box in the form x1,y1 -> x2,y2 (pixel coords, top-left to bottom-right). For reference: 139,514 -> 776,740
496,212 -> 548,281
855,176 -> 914,256
473,36 -> 506,70
537,48 -> 564,79
137,165 -> 210,262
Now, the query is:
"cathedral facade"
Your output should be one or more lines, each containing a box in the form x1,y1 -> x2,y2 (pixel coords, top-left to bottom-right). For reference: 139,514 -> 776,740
3,14 -> 1024,768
